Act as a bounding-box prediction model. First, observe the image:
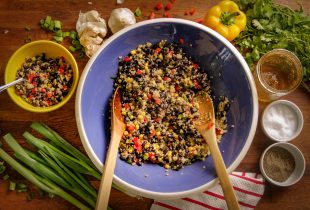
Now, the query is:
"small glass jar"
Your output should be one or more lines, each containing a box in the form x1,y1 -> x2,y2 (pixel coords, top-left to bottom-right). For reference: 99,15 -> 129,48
253,49 -> 303,102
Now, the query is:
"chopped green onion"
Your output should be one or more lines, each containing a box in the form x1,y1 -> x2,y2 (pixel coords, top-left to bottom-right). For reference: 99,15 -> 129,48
54,20 -> 61,30
3,174 -> 9,180
79,51 -> 85,58
70,31 -> 77,40
62,32 -> 70,37
53,36 -> 63,43
9,181 -> 16,191
69,46 -> 76,52
45,16 -> 52,25
55,30 -> 63,37
135,7 -> 142,17
75,43 -> 82,50
72,39 -> 78,45
48,20 -> 55,31
17,183 -> 28,190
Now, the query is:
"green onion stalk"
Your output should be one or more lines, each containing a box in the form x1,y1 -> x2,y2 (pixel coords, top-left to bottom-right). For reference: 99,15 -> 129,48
0,148 -> 91,210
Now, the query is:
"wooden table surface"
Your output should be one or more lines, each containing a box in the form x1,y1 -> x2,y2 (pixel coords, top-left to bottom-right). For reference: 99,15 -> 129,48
0,0 -> 309,209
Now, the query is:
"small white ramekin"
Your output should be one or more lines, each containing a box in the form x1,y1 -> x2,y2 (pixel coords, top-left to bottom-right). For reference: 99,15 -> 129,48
261,100 -> 303,142
260,142 -> 305,186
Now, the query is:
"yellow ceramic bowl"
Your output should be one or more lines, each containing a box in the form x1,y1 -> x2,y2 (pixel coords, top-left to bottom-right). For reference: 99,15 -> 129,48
5,40 -> 79,113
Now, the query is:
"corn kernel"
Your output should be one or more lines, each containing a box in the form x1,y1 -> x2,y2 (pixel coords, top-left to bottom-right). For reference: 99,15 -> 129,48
164,164 -> 171,169
128,147 -> 134,153
167,151 -> 172,158
138,114 -> 144,121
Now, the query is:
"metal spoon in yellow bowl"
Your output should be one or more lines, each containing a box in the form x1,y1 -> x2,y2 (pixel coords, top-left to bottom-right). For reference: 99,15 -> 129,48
96,87 -> 125,210
194,92 -> 240,210
0,78 -> 24,93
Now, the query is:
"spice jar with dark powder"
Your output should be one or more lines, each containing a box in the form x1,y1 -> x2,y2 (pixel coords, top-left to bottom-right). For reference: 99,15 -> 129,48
263,146 -> 295,182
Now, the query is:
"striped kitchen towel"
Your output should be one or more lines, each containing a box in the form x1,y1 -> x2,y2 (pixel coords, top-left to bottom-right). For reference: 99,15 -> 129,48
151,172 -> 265,210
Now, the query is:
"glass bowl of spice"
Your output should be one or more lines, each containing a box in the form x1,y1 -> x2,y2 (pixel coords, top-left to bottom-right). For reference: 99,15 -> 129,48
261,100 -> 303,142
260,142 -> 305,186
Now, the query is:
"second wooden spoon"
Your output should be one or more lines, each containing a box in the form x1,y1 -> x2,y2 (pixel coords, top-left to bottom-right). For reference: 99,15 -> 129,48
194,92 -> 240,210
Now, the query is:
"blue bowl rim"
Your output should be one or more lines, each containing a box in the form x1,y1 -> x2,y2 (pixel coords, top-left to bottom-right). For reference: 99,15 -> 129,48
75,18 -> 259,199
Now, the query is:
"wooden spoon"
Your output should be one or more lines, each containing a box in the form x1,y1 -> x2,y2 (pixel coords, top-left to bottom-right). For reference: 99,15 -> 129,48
194,92 -> 240,210
96,87 -> 125,210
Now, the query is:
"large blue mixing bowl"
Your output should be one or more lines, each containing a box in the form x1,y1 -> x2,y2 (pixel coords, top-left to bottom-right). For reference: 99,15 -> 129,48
76,19 -> 258,199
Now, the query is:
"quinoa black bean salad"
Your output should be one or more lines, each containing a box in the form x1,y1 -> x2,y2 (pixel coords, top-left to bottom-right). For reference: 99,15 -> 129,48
15,54 -> 73,107
115,40 -> 229,170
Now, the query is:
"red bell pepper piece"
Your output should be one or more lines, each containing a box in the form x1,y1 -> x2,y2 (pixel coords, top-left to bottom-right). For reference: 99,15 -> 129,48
123,103 -> 130,109
149,152 -> 155,161
189,8 -> 196,15
133,137 -> 142,152
136,70 -> 143,75
154,98 -> 161,105
155,2 -> 163,10
165,2 -> 172,10
149,12 -> 156,19
123,56 -> 131,62
127,124 -> 135,133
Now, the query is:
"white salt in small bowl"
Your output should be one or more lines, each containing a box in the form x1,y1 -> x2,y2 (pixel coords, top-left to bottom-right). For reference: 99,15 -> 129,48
261,100 -> 303,142
260,142 -> 305,187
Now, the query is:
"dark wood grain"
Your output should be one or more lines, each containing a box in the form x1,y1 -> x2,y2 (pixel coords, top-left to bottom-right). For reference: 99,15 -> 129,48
0,0 -> 309,210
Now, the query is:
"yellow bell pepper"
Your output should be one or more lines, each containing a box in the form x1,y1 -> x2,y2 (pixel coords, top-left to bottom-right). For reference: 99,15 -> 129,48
203,0 -> 246,41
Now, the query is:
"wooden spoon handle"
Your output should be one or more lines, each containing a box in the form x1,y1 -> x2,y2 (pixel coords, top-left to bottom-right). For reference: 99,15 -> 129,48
95,130 -> 123,210
202,130 -> 240,210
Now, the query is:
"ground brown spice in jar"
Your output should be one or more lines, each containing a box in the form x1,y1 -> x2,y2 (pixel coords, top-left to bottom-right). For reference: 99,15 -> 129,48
263,146 -> 295,182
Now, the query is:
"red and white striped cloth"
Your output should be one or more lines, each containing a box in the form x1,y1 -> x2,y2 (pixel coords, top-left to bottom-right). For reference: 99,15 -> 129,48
151,172 -> 265,210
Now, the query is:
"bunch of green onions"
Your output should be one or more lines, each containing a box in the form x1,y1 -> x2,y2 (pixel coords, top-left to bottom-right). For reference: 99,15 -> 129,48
0,122 -> 113,210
